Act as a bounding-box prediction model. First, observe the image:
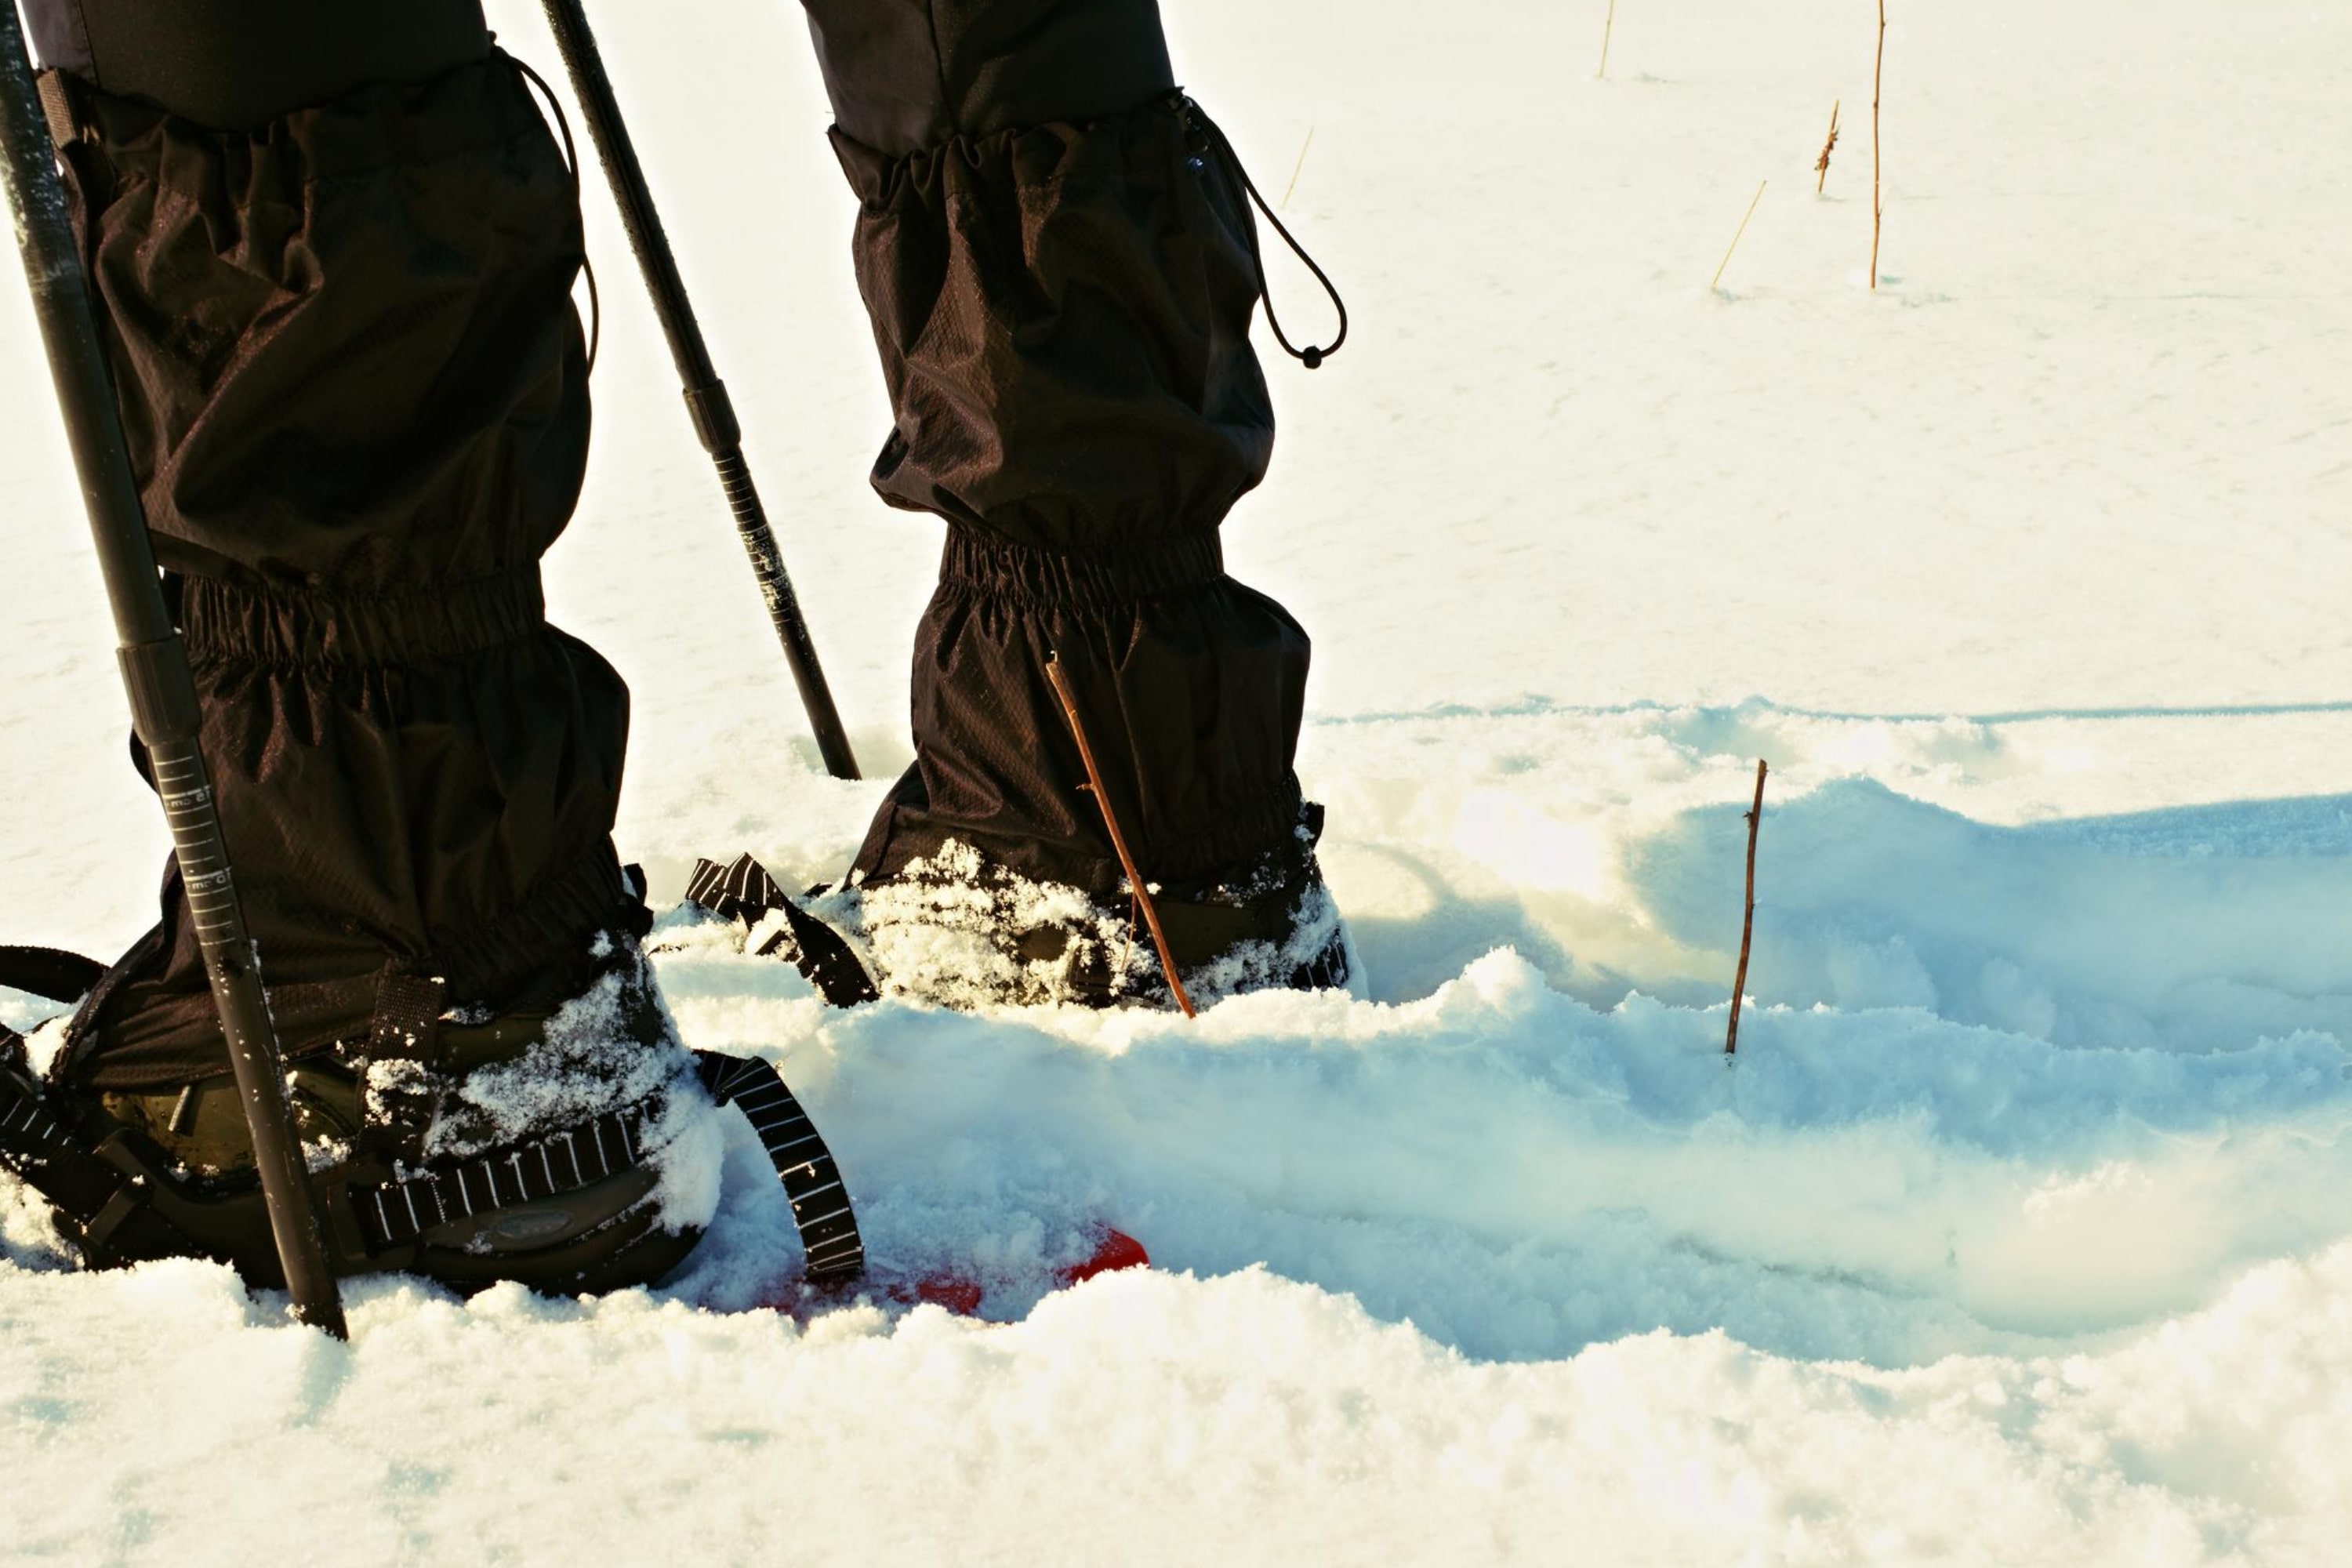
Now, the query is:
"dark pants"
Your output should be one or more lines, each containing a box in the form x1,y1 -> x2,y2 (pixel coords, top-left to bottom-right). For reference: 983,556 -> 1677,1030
28,0 -> 1329,1076
31,2 -> 638,1090
806,1 -> 1320,924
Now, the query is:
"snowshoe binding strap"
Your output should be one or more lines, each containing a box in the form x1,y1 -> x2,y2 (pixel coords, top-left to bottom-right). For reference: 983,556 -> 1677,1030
0,1060 -> 212,1270
1,1036 -> 74,1163
696,1048 -> 866,1285
0,945 -> 106,1005
5,988 -> 217,1270
352,1100 -> 653,1253
684,853 -> 878,1007
350,1051 -> 868,1286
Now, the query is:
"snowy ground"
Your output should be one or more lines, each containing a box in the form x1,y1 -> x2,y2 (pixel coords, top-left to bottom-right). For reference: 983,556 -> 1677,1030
5,0 -> 2351,1563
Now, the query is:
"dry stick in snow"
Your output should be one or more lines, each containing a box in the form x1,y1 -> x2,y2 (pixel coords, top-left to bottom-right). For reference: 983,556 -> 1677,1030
1724,759 -> 1769,1055
1815,100 -> 1841,193
1043,654 -> 1197,1018
1711,180 -> 1767,292
1871,0 -> 1886,288
1280,127 -> 1315,209
1597,0 -> 1616,78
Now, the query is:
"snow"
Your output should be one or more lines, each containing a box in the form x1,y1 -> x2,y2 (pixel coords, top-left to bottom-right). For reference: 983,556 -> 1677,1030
8,1254 -> 2351,1566
5,0 -> 2351,1562
818,835 -> 1353,1009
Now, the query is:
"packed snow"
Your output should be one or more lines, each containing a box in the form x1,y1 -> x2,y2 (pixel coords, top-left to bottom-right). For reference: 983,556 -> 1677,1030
5,0 -> 2350,1562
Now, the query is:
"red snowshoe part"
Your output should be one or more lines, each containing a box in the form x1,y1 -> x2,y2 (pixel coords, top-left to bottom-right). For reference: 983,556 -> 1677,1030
894,1274 -> 985,1316
1058,1226 -> 1150,1288
751,1225 -> 1150,1319
868,1227 -> 1150,1320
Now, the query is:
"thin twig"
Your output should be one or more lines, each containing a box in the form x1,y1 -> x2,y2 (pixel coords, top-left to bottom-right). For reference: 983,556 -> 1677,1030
1815,100 -> 1840,194
1725,759 -> 1768,1055
1597,0 -> 1616,78
1279,127 -> 1314,209
1711,180 -> 1767,292
1043,655 -> 1196,1018
1871,1 -> 1886,288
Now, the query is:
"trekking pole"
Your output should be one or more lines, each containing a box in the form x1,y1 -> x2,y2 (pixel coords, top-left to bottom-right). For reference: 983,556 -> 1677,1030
536,0 -> 860,781
0,13 -> 348,1338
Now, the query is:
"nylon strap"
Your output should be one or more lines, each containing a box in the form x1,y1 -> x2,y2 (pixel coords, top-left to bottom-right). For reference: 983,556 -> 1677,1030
0,1064 -> 205,1266
354,1101 -> 648,1251
695,1048 -> 866,1283
0,1062 -> 76,1164
684,852 -> 878,1007
367,971 -> 448,1064
347,1050 -> 864,1283
34,69 -> 74,148
0,945 -> 105,1005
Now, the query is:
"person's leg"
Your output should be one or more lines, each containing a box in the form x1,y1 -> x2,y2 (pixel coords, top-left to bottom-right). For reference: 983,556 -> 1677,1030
17,0 -> 716,1291
803,0 -> 1350,1007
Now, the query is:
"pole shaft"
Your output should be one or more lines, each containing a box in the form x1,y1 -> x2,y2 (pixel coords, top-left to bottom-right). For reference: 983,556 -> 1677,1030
537,0 -> 859,781
0,16 -> 346,1335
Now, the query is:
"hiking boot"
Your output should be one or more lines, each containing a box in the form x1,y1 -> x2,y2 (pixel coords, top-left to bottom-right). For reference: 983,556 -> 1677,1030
818,809 -> 1350,1010
83,936 -> 719,1295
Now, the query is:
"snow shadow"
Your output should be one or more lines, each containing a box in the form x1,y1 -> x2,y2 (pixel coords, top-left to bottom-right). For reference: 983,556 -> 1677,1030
1340,843 -> 1581,1001
652,928 -> 2352,1372
1626,779 -> 2352,1053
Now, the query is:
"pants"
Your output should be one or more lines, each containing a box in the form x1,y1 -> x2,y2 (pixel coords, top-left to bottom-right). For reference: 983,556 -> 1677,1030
31,0 -> 633,1089
806,0 -> 1321,914
27,0 -> 1330,1080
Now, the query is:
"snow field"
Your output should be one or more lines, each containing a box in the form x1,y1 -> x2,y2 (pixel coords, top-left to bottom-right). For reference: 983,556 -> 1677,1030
5,0 -> 2351,1560
4,1240 -> 2350,1564
624,702 -> 2352,1370
14,699 -> 2352,1561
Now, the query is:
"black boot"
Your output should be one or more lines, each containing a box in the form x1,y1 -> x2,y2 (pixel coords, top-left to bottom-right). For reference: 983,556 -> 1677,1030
804,0 -> 1352,1008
